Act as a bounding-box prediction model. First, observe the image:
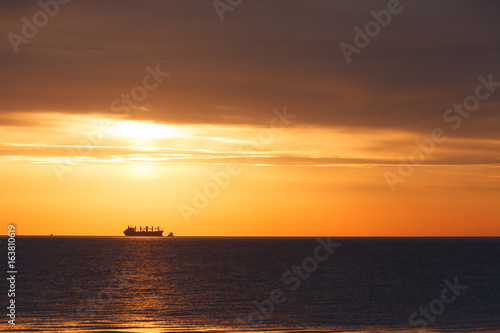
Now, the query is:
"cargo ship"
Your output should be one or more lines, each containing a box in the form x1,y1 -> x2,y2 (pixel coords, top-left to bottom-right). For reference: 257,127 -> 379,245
124,226 -> 164,237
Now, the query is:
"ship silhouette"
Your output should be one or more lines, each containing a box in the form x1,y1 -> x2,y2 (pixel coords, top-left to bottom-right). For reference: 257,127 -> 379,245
123,225 -> 165,237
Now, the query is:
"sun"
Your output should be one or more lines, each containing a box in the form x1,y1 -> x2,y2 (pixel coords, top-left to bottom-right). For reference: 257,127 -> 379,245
131,164 -> 155,178
113,121 -> 182,141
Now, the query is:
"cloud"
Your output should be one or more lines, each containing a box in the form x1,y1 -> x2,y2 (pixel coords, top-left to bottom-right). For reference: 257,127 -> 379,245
0,0 -> 499,140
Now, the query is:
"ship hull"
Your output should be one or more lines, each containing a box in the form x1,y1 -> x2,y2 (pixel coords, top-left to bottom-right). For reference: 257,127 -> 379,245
124,230 -> 163,237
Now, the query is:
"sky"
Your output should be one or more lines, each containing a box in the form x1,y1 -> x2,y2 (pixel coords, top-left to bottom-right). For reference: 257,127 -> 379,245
1,0 -> 499,236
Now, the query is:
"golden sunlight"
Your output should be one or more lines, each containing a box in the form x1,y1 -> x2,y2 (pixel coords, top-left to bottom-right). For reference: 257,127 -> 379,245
130,164 -> 155,178
112,121 -> 183,141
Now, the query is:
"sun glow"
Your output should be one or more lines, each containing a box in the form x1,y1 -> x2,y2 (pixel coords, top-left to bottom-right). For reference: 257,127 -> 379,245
113,121 -> 183,141
131,164 -> 155,178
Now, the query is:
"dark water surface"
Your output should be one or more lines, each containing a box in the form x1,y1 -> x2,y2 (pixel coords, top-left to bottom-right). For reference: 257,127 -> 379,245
1,237 -> 499,332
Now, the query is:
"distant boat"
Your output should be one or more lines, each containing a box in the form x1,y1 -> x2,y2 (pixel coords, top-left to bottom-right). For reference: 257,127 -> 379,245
124,226 -> 163,237
167,232 -> 174,237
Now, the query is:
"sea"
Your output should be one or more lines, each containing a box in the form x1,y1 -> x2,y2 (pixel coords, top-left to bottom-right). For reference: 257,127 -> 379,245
1,237 -> 499,332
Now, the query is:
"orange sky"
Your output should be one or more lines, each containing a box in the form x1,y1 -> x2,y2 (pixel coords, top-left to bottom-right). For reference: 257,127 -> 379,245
0,112 -> 499,236
1,1 -> 499,236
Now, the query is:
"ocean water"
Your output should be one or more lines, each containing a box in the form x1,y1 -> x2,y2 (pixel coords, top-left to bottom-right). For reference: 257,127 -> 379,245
1,237 -> 500,332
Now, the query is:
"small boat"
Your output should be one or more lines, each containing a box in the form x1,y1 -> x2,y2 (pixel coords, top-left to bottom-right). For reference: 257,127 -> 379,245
167,232 -> 174,237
